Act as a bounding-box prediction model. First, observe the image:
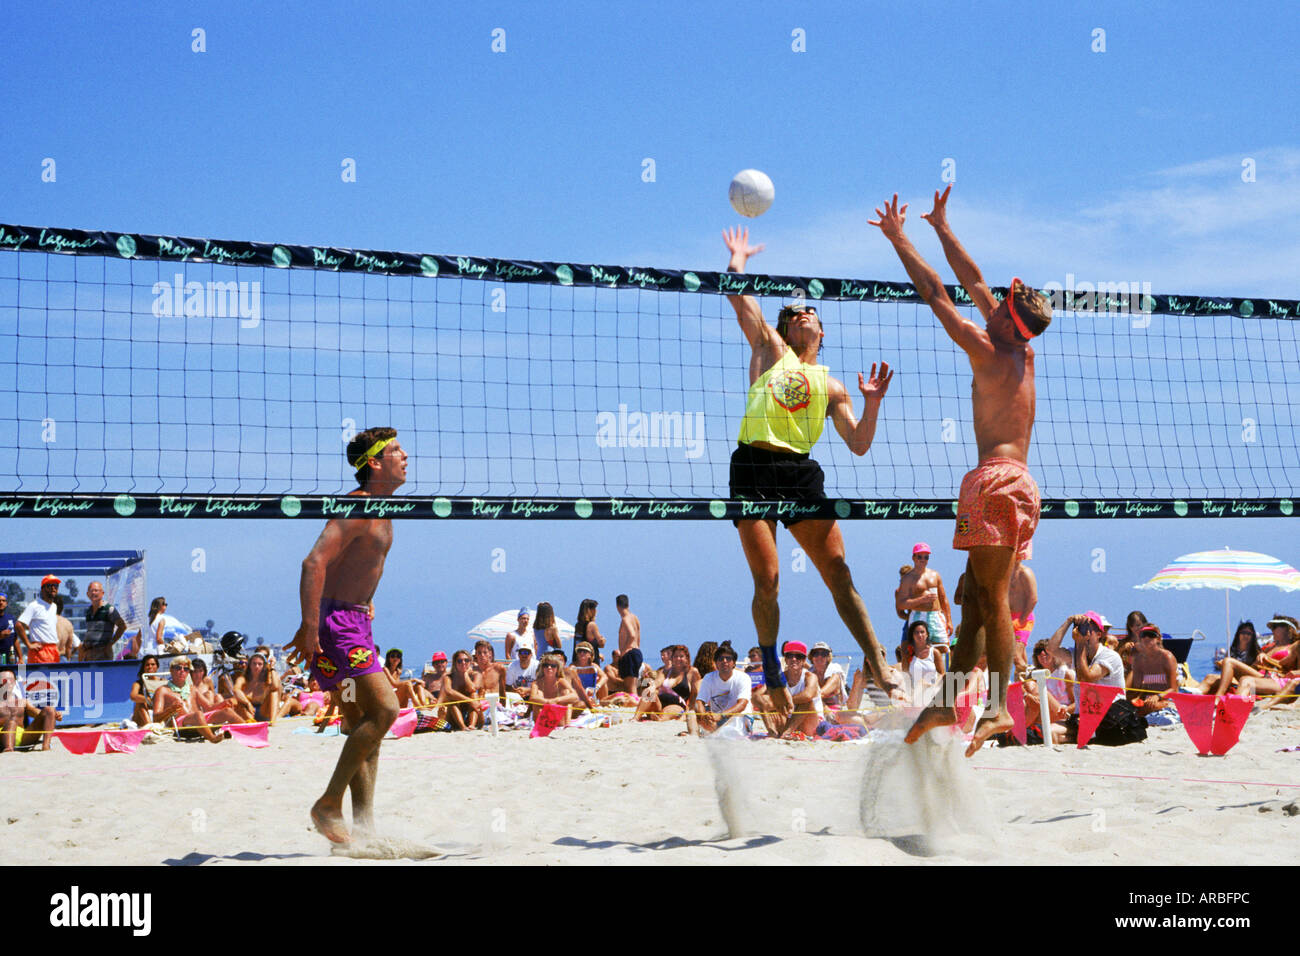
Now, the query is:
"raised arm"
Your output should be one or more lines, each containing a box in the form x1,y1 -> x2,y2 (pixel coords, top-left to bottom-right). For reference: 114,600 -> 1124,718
722,227 -> 781,353
869,195 -> 992,360
920,185 -> 998,320
827,362 -> 892,456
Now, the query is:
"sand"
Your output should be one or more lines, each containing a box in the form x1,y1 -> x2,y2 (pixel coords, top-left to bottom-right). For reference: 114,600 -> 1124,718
3,709 -> 1298,866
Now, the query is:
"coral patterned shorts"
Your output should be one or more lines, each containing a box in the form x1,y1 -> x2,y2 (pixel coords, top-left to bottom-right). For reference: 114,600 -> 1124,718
953,458 -> 1040,560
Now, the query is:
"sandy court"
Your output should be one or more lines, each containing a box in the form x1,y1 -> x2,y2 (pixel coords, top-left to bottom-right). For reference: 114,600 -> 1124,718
3,710 -> 1298,866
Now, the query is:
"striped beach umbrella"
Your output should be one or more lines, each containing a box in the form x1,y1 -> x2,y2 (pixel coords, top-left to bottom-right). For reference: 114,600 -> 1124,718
1134,547 -> 1300,641
467,608 -> 575,651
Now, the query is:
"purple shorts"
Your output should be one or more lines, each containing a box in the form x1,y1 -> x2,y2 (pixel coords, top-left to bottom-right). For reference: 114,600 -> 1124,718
310,599 -> 382,691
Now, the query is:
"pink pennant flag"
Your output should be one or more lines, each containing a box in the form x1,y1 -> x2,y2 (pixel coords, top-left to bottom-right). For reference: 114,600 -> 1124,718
389,708 -> 417,739
1172,693 -> 1216,754
53,731 -> 102,755
1075,683 -> 1123,748
530,703 -> 567,738
1210,695 -> 1253,756
103,728 -> 151,754
1006,682 -> 1027,745
225,722 -> 270,748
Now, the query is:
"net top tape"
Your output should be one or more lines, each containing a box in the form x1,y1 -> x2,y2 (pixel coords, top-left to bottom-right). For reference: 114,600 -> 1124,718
3,223 -> 1296,320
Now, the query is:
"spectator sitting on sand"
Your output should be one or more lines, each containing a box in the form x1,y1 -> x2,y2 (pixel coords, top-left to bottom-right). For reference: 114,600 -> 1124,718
1043,613 -> 1146,746
654,646 -> 674,678
693,641 -> 717,679
635,645 -> 697,721
472,640 -> 510,705
1127,623 -> 1179,723
528,653 -> 580,725
1194,621 -> 1260,694
1032,639 -> 1075,712
901,620 -> 945,707
506,647 -> 537,696
383,648 -> 431,709
994,671 -> 1069,746
188,657 -> 246,726
129,655 -> 161,727
0,666 -> 59,751
1209,639 -> 1300,700
1259,616 -> 1298,663
281,676 -> 330,719
807,641 -> 849,716
440,650 -> 482,731
152,658 -> 232,743
777,640 -> 821,738
688,641 -> 750,736
235,652 -> 283,724
566,642 -> 605,710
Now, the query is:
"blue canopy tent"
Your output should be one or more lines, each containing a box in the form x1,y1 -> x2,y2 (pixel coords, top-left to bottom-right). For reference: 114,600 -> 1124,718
0,550 -> 144,579
2,550 -> 152,726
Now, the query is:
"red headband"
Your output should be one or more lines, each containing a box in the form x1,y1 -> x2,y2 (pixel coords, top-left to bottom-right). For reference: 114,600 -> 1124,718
1006,277 -> 1039,340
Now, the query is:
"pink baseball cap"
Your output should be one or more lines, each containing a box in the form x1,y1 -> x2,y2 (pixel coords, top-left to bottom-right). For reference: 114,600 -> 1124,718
912,543 -> 931,556
430,651 -> 448,663
1083,611 -> 1106,633
781,640 -> 809,657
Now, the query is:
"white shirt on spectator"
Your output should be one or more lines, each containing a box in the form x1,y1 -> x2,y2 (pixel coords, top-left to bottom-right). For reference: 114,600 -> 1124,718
18,598 -> 59,646
699,670 -> 752,714
1086,645 -> 1125,691
506,658 -> 539,690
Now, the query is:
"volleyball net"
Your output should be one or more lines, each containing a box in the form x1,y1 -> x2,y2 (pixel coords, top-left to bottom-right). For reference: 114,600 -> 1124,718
1,222 -> 1298,520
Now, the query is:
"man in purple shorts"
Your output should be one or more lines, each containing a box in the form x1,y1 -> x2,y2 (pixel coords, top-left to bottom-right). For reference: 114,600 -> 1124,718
288,426 -> 408,845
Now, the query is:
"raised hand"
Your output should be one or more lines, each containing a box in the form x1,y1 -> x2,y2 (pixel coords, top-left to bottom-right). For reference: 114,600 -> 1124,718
867,194 -> 908,240
920,184 -> 952,230
722,226 -> 765,267
857,361 -> 894,403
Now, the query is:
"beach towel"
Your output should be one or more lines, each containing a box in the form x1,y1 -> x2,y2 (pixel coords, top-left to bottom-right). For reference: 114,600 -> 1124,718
530,703 -> 567,738
388,708 -> 417,739
103,728 -> 151,754
1006,682 -> 1028,745
53,731 -> 102,755
226,722 -> 270,748
816,723 -> 867,742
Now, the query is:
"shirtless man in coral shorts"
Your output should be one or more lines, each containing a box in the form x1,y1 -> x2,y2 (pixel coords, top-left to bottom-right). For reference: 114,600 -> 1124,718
871,186 -> 1052,755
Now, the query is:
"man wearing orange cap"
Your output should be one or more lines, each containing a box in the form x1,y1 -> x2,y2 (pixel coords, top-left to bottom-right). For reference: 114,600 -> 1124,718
872,186 -> 1052,756
16,576 -> 64,664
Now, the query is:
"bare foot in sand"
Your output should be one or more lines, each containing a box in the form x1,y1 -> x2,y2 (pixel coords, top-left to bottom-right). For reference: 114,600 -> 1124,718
964,710 -> 1014,757
311,797 -> 351,844
904,705 -> 957,744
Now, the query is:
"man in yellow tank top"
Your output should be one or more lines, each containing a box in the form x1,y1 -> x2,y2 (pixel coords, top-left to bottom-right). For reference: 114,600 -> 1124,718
722,225 -> 900,717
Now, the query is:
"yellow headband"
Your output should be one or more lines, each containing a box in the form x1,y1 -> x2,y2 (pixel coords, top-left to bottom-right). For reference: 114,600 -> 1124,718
351,436 -> 395,472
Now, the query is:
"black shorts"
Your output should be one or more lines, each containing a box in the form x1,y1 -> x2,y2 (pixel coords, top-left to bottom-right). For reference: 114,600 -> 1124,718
729,443 -> 827,527
617,647 -> 644,679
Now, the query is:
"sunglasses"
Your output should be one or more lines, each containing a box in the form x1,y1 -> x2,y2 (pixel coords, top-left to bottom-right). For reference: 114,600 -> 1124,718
784,652 -> 806,661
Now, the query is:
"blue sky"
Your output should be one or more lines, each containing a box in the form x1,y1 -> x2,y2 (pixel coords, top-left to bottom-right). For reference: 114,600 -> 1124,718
2,1 -> 1298,671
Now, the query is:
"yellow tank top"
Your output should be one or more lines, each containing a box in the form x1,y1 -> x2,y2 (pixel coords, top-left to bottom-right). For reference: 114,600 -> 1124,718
737,350 -> 830,454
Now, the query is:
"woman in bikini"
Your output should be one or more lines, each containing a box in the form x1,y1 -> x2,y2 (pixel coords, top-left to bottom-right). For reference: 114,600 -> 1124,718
1195,621 -> 1260,694
382,648 -> 431,708
152,658 -> 232,742
635,645 -> 697,721
566,642 -> 606,710
235,652 -> 282,724
129,655 -> 161,726
528,653 -> 581,726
